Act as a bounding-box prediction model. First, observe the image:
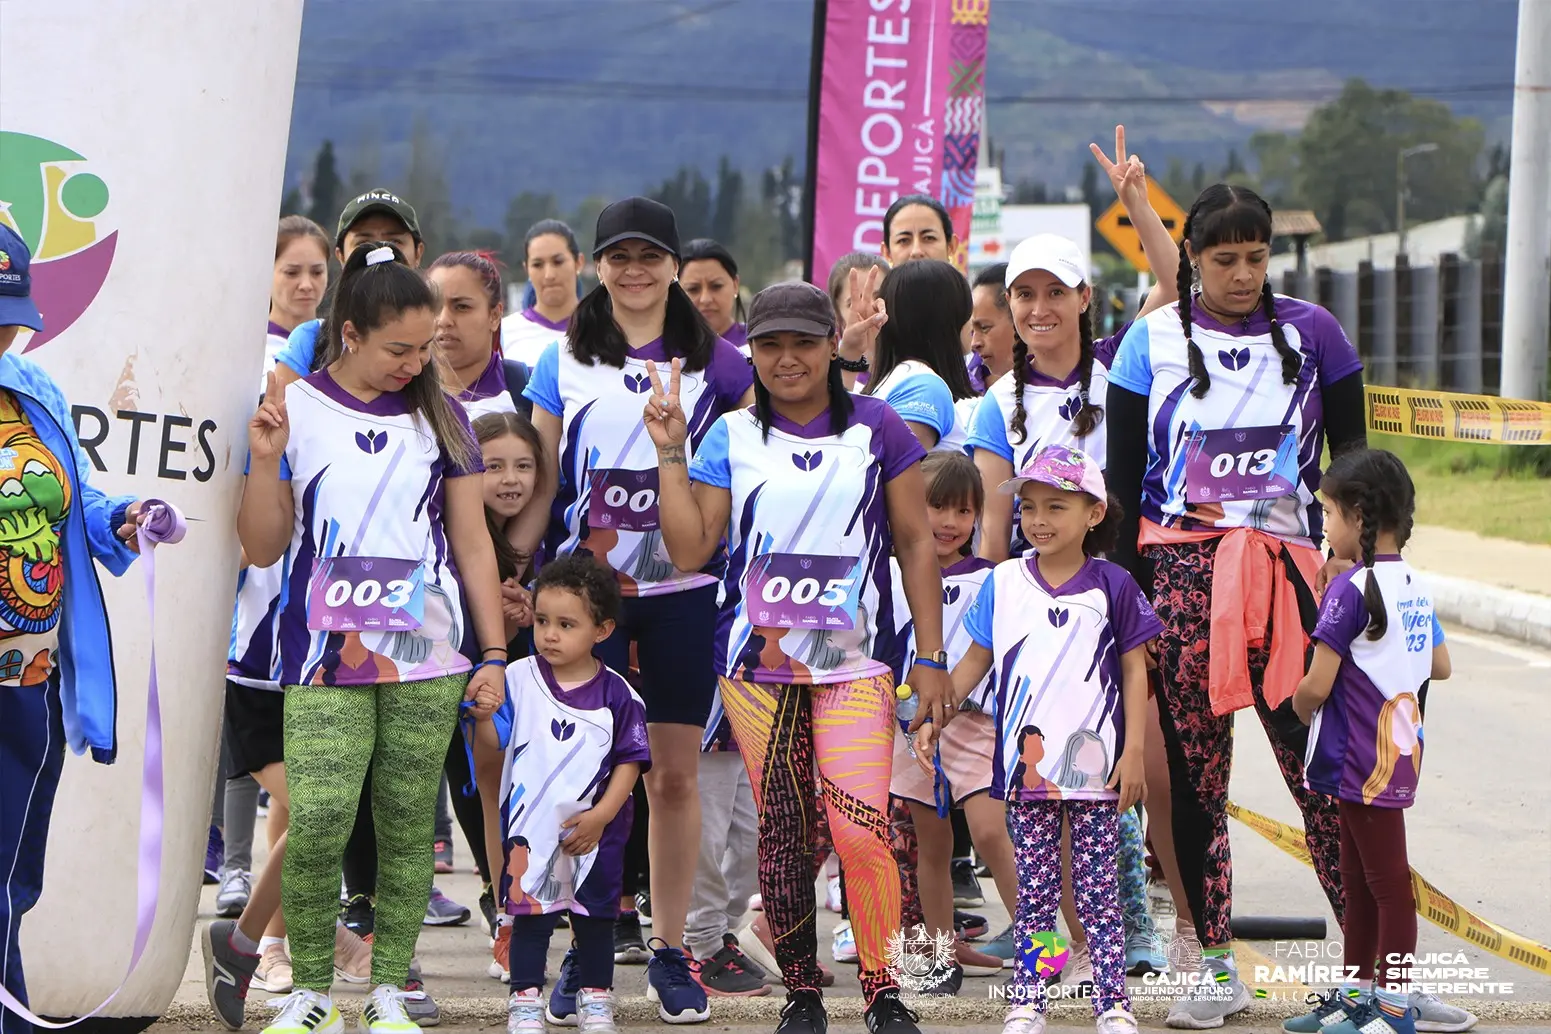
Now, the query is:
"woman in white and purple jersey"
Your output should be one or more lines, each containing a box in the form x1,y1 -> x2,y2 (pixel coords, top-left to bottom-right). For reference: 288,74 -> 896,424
501,219 -> 581,368
1105,183 -> 1368,1028
646,281 -> 951,1034
518,197 -> 753,1022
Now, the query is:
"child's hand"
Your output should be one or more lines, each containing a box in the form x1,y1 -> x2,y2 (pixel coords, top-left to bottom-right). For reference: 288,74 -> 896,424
1108,748 -> 1146,812
466,666 -> 505,720
561,808 -> 608,856
912,723 -> 939,776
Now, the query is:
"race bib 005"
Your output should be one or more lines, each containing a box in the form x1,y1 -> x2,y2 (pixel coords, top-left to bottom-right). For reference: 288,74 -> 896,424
745,553 -> 862,631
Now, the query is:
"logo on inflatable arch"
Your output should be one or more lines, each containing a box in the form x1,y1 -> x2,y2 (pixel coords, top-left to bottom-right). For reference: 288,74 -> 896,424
0,132 -> 117,351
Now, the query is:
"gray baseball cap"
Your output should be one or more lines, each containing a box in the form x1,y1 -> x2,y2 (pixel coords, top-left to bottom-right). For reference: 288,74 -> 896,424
747,281 -> 837,340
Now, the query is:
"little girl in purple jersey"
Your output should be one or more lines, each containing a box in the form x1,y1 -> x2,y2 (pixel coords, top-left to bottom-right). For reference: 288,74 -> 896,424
1288,450 -> 1454,1034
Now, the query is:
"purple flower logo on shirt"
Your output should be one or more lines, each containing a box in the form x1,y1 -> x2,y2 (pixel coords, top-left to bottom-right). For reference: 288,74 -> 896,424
792,450 -> 823,472
1058,395 -> 1082,422
1218,347 -> 1250,372
944,585 -> 961,605
623,372 -> 652,394
550,718 -> 576,742
1048,607 -> 1069,628
355,429 -> 388,454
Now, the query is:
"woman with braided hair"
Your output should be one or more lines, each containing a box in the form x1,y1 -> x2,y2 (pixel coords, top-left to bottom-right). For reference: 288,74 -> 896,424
1104,183 -> 1369,1029
967,127 -> 1180,562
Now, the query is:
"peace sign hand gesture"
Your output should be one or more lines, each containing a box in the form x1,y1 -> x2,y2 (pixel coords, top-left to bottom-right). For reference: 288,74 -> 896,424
249,369 -> 290,464
1089,124 -> 1149,216
643,358 -> 688,450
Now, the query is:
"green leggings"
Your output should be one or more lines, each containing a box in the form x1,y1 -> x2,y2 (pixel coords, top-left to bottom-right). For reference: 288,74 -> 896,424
282,673 -> 467,990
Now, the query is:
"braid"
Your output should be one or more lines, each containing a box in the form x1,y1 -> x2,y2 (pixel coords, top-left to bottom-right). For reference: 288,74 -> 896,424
1009,333 -> 1030,445
1176,230 -> 1210,399
1261,279 -> 1301,385
1071,306 -> 1103,437
1358,491 -> 1388,641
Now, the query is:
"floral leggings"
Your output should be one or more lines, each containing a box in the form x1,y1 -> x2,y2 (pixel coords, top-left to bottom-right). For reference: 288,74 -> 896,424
1143,539 -> 1344,947
719,674 -> 901,1001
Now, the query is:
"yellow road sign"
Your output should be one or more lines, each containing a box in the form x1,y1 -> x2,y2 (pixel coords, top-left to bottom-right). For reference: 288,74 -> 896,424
1095,176 -> 1187,273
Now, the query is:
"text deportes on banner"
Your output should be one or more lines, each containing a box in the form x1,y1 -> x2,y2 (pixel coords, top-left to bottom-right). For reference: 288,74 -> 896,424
810,0 -> 956,282
1365,385 -> 1551,444
1225,800 -> 1551,975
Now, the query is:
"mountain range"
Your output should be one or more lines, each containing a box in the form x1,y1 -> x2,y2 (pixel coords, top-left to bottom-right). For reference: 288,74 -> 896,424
281,0 -> 1520,230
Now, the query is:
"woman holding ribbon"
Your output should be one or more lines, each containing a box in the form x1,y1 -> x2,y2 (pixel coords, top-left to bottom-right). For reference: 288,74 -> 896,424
0,223 -> 160,1034
238,242 -> 507,1034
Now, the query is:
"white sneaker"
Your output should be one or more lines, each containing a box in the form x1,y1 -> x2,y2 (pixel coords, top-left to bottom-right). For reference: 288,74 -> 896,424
824,875 -> 843,913
1060,942 -> 1093,995
1097,1006 -> 1139,1034
1002,1005 -> 1047,1034
576,988 -> 619,1033
358,985 -> 421,1033
831,920 -> 858,964
507,989 -> 545,1034
1165,959 -> 1251,1029
260,990 -> 344,1034
253,943 -> 294,993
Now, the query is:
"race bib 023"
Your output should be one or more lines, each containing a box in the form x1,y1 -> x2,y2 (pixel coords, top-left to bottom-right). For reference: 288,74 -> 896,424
745,553 -> 862,631
306,556 -> 425,633
1182,425 -> 1299,504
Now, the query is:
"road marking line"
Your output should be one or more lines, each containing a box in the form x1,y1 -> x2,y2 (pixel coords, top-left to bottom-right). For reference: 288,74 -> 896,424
1441,627 -> 1551,668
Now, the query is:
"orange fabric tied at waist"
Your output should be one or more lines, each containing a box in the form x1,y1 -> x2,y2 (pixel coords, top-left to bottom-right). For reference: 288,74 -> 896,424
1141,520 -> 1323,717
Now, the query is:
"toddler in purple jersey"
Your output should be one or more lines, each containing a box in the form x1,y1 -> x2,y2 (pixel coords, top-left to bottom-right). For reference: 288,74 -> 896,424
474,556 -> 650,1034
1288,450 -> 1456,1034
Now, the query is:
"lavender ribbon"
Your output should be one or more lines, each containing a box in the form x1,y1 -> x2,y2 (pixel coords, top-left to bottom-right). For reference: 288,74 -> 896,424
0,500 -> 185,1028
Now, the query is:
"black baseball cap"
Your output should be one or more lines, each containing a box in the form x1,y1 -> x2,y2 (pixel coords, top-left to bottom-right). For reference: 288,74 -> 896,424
746,281 -> 836,340
0,225 -> 43,332
335,189 -> 422,248
593,197 -> 680,259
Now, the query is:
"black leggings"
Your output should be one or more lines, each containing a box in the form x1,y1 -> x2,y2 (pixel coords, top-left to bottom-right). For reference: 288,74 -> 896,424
510,913 -> 614,990
343,726 -> 491,896
620,777 -> 650,901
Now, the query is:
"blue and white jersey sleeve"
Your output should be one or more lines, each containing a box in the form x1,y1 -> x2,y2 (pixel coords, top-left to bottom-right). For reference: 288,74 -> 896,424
966,393 -> 1013,462
876,360 -> 956,444
1106,319 -> 1152,396
688,416 -> 732,489
522,341 -> 564,418
276,320 -> 322,378
963,569 -> 997,650
1432,611 -> 1445,647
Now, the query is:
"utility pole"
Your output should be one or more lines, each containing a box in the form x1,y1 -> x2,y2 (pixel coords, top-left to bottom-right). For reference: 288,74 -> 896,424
1396,143 -> 1437,263
1501,0 -> 1551,401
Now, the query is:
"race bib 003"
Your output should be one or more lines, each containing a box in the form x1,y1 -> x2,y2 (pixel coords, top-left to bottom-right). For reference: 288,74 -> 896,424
1183,425 -> 1299,504
745,553 -> 862,631
307,556 -> 425,632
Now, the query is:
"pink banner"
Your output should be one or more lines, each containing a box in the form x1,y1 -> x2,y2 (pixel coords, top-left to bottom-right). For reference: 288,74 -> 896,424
810,0 -> 956,283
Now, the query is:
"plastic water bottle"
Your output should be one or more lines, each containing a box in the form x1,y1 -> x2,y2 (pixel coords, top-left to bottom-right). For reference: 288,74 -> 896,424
896,682 -> 919,758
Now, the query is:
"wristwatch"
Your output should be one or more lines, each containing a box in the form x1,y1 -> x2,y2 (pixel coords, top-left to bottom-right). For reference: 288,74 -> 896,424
917,650 -> 949,670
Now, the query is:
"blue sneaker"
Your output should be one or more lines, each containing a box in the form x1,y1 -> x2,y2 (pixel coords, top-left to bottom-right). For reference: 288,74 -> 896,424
1284,988 -> 1363,1033
547,946 -> 581,1026
1125,929 -> 1166,976
204,825 -> 225,885
1325,1001 -> 1416,1034
646,939 -> 709,1024
981,924 -> 1016,961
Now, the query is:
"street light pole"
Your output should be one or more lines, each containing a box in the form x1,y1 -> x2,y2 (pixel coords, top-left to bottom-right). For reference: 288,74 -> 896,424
1396,142 -> 1438,263
1501,0 -> 1551,401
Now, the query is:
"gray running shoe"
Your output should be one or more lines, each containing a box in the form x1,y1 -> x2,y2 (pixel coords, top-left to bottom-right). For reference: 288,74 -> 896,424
1410,992 -> 1477,1033
202,919 -> 260,1031
1165,959 -> 1252,1029
216,868 -> 253,918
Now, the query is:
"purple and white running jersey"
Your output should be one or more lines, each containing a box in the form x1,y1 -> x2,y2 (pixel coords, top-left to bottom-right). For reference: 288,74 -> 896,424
690,395 -> 926,685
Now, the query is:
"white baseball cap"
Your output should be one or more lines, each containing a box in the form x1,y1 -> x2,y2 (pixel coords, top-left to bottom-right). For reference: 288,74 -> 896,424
1005,234 -> 1087,290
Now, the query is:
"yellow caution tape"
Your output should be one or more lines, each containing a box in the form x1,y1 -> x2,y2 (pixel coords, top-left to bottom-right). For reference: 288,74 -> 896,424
1365,385 -> 1551,444
1226,800 -> 1551,975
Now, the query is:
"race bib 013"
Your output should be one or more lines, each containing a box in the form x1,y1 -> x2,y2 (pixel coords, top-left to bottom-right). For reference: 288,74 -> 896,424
1183,425 -> 1299,504
307,556 -> 425,632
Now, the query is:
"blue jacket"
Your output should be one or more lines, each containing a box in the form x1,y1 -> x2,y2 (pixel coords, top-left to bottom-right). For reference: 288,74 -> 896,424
0,352 -> 138,763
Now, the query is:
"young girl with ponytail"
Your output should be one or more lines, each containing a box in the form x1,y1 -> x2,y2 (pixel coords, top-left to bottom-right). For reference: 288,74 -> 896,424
1286,449 -> 1454,1034
967,128 -> 1180,562
1104,183 -> 1369,1029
